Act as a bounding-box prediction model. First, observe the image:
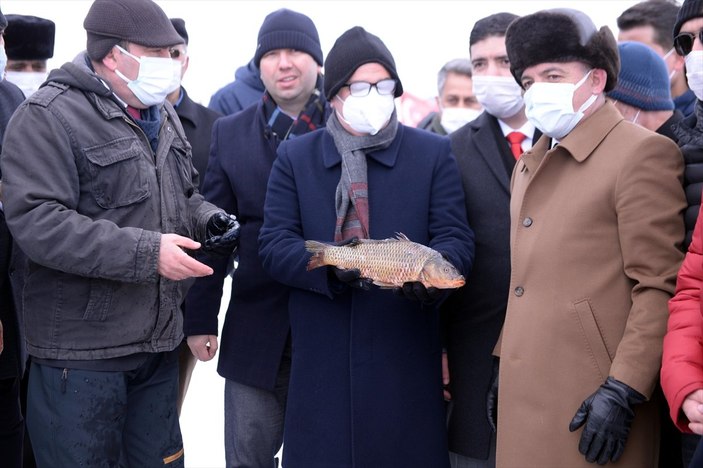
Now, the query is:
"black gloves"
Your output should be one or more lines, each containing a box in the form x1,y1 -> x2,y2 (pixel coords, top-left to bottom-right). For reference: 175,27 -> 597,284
569,376 -> 646,465
486,358 -> 499,432
332,267 -> 374,290
202,212 -> 240,257
394,282 -> 443,304
328,237 -> 374,291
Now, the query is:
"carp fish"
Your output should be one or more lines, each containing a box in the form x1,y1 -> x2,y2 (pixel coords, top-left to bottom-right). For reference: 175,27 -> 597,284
305,233 -> 465,289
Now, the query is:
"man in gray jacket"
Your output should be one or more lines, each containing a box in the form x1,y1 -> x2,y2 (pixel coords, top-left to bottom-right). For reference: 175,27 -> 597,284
0,0 -> 240,466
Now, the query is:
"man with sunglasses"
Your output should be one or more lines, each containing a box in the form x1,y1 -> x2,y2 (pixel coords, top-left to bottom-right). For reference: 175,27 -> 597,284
0,0 -> 241,466
496,7 -> 686,467
259,26 -> 474,468
661,1 -> 703,467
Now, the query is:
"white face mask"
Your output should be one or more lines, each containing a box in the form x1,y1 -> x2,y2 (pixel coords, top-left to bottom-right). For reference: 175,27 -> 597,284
523,69 -> 598,140
685,51 -> 703,101
440,107 -> 482,133
472,75 -> 525,119
336,88 -> 396,135
0,47 -> 7,82
114,45 -> 181,107
5,71 -> 47,97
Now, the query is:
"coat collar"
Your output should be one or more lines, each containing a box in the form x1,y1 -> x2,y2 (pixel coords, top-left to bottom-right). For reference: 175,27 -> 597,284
172,87 -> 199,127
322,123 -> 404,169
521,100 -> 623,173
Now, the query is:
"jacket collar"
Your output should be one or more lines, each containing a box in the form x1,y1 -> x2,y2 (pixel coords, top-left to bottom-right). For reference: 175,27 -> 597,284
521,100 -> 623,173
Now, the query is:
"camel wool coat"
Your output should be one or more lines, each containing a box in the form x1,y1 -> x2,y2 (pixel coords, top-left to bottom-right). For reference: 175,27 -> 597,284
496,101 -> 686,468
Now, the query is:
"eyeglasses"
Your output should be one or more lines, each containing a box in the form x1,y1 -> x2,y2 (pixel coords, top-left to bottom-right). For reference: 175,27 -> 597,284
674,29 -> 703,56
344,79 -> 396,97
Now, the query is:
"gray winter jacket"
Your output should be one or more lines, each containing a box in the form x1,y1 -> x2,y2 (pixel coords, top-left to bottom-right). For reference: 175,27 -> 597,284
0,52 -> 220,360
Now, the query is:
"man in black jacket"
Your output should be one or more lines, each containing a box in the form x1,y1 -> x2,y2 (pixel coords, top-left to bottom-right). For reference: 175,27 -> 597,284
167,17 -> 222,416
440,12 -> 539,468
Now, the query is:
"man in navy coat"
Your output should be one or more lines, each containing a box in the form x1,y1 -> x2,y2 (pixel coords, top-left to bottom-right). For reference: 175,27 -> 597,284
184,9 -> 328,468
440,12 -> 540,468
259,26 -> 474,468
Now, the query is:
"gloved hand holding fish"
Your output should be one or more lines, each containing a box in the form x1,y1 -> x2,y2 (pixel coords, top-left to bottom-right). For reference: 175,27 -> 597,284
305,233 -> 465,289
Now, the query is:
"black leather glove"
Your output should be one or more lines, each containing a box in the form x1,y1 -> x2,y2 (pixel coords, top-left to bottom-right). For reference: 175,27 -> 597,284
486,358 -> 499,432
327,237 -> 374,291
394,281 -> 443,304
568,376 -> 646,465
332,267 -> 373,290
202,212 -> 240,257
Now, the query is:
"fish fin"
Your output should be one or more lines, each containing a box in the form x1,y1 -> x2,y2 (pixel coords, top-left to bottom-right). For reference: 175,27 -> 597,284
374,281 -> 398,289
395,232 -> 411,241
305,240 -> 329,271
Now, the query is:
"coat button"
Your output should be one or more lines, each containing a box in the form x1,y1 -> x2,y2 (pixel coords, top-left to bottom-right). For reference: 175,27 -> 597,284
522,217 -> 533,227
514,286 -> 524,297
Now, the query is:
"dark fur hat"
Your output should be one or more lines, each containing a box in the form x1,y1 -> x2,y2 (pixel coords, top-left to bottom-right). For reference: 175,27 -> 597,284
505,8 -> 619,91
5,15 -> 55,60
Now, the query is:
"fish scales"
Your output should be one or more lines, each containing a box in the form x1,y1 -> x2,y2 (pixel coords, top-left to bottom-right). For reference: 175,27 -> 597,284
322,239 -> 436,285
305,233 -> 465,289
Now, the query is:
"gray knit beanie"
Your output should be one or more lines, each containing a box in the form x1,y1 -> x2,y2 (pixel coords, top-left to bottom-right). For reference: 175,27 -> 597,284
84,0 -> 184,61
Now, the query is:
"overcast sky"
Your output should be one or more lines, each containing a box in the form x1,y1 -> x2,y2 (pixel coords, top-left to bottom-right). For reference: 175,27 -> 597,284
3,0 -> 643,106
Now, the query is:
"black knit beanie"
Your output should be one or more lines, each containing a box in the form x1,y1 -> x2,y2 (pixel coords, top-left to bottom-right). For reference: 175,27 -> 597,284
5,15 -> 55,60
253,9 -> 322,67
83,0 -> 184,61
674,0 -> 703,36
0,8 -> 6,31
323,26 -> 404,100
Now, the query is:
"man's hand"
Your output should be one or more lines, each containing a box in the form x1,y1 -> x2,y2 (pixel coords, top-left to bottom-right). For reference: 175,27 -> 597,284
187,335 -> 218,361
158,234 -> 213,280
442,350 -> 451,401
683,389 -> 703,434
569,376 -> 645,465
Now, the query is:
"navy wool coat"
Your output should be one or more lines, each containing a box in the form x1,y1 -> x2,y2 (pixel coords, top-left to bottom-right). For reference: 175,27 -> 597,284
185,101 -> 292,390
259,123 -> 474,468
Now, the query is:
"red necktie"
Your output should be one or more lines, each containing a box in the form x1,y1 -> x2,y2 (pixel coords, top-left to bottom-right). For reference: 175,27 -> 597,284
507,132 -> 527,159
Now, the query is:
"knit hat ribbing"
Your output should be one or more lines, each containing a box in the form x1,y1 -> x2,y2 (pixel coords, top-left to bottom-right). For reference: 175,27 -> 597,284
674,0 -> 703,37
323,26 -> 403,100
607,42 -> 673,111
83,0 -> 183,61
253,9 -> 322,67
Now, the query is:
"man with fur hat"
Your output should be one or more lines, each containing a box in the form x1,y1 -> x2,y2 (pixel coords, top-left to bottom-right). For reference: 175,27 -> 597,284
0,6 -> 34,467
493,7 -> 686,467
185,8 -> 327,467
0,0 -> 241,466
259,26 -> 474,468
3,14 -> 55,97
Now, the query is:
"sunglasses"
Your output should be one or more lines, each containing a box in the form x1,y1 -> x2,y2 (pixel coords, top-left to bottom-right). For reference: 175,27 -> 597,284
344,79 -> 396,97
674,29 -> 703,56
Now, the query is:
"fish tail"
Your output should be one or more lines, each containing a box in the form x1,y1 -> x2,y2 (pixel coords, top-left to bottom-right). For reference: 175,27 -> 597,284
305,240 -> 329,271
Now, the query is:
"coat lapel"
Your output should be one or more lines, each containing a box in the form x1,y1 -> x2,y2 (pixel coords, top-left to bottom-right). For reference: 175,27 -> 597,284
471,114 -> 512,193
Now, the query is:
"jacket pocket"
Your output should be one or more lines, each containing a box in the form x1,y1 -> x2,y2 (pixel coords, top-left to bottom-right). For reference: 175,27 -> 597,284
82,278 -> 115,322
83,137 -> 150,209
572,299 -> 612,380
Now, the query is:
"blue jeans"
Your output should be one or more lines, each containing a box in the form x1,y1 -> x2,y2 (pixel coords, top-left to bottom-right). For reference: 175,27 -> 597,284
27,352 -> 183,468
224,342 -> 291,468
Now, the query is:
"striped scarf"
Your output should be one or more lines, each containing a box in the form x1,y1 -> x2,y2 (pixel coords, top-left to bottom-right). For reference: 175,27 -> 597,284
326,110 -> 398,241
262,75 -> 327,143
